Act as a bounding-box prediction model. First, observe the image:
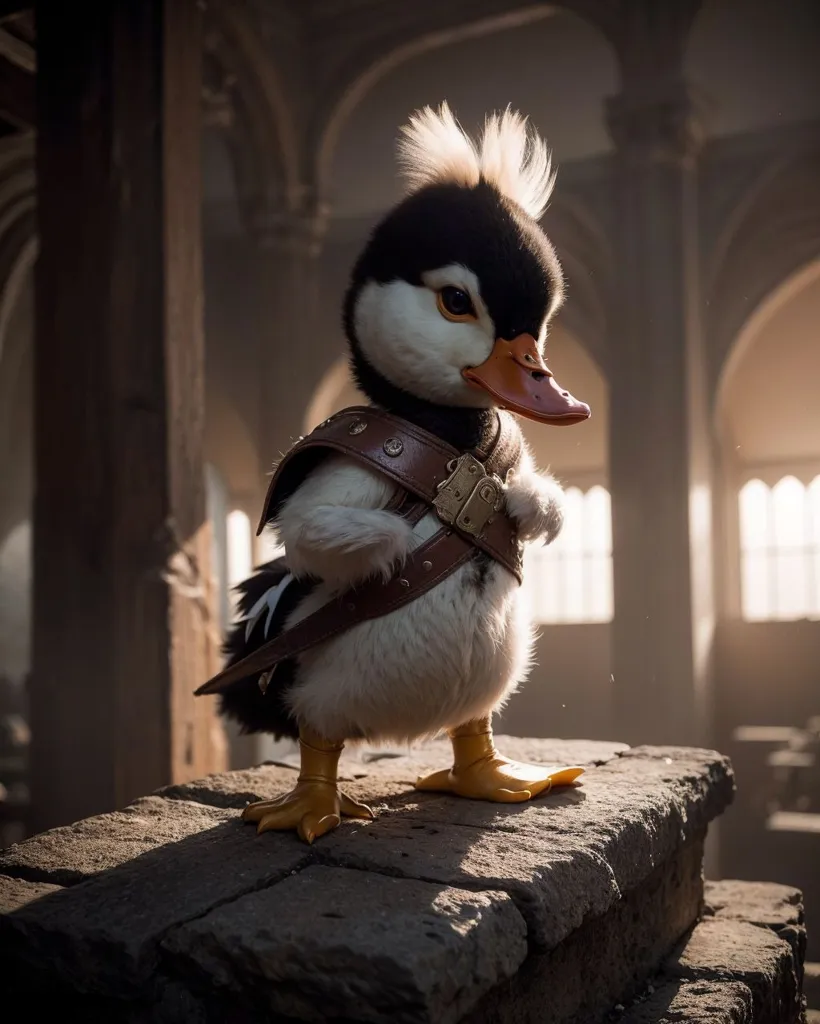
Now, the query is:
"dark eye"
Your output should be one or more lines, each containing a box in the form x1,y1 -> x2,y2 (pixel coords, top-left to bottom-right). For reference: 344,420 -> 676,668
437,286 -> 476,321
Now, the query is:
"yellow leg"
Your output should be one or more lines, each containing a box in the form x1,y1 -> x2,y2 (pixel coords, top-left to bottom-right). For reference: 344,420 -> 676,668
242,727 -> 374,844
415,717 -> 584,803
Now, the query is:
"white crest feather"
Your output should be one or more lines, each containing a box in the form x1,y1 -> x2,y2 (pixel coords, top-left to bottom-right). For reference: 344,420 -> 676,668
397,101 -> 556,221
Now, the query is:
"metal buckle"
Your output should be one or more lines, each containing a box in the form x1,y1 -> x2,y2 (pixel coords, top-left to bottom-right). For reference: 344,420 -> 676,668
433,453 -> 504,537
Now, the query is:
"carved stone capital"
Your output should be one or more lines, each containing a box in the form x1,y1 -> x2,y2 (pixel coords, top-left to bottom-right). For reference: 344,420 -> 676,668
250,198 -> 330,258
606,82 -> 705,167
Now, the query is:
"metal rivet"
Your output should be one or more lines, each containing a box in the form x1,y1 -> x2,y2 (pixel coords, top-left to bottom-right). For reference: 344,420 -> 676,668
383,437 -> 404,457
258,670 -> 272,696
347,602 -> 356,611
348,419 -> 367,436
469,465 -> 477,473
422,560 -> 432,572
399,578 -> 410,587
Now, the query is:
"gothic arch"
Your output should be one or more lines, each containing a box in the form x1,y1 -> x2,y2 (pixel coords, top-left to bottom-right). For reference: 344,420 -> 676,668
706,142 -> 820,400
204,2 -> 302,238
309,0 -> 616,208
715,257 -> 820,442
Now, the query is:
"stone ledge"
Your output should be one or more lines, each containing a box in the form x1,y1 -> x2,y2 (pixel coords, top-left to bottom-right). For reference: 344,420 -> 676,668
704,880 -> 807,972
163,865 -> 528,1024
618,880 -> 806,1024
0,739 -> 736,1022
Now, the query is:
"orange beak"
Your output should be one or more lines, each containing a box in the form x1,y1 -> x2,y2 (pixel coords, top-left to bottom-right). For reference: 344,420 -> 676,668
462,334 -> 591,426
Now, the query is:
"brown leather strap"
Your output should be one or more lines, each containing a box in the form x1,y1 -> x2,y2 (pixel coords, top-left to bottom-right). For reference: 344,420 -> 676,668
257,407 -> 522,579
194,410 -> 525,699
195,527 -> 474,696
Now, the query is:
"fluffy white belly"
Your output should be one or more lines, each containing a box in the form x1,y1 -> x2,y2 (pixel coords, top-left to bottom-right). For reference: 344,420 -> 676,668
284,513 -> 534,743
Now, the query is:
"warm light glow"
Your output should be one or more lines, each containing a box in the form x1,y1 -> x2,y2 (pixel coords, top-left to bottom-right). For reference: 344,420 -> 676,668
525,485 -> 613,624
739,475 -> 820,621
226,509 -> 253,588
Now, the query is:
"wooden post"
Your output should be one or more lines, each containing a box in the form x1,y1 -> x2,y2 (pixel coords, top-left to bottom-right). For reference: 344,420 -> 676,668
31,0 -> 225,833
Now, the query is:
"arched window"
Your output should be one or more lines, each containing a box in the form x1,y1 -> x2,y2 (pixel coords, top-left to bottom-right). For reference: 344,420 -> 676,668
739,475 -> 820,621
524,485 -> 613,624
226,509 -> 253,589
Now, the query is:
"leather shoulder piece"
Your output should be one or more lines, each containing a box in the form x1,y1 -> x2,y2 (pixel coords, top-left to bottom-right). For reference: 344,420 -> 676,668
256,406 -> 523,581
196,411 -> 526,698
256,407 -> 459,534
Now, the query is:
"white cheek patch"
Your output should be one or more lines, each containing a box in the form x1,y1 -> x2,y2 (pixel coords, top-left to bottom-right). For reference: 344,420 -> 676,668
354,277 -> 496,407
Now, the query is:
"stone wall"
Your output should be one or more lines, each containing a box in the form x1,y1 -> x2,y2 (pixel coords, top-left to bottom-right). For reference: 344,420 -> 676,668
0,738 -> 808,1023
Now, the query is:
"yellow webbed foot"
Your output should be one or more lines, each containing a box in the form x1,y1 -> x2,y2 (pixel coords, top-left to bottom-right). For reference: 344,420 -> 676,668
243,727 -> 374,844
242,781 -> 373,844
415,717 -> 584,802
415,757 -> 584,802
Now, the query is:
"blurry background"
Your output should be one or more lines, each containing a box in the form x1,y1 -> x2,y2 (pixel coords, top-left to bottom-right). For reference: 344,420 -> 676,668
0,0 -> 818,962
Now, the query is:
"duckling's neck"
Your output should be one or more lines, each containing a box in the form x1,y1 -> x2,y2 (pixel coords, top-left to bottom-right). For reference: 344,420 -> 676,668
349,347 -> 499,453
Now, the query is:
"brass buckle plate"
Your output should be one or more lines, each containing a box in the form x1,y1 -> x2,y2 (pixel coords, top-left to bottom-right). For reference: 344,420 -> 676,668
433,453 -> 504,537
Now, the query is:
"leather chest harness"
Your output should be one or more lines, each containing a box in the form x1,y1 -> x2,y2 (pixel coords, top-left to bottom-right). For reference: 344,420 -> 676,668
195,406 -> 523,697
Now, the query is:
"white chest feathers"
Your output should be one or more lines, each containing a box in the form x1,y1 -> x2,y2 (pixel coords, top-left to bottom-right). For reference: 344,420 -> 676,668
267,453 -> 537,744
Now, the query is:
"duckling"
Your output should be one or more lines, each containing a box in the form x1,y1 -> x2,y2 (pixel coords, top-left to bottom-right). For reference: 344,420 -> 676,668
197,103 -> 591,844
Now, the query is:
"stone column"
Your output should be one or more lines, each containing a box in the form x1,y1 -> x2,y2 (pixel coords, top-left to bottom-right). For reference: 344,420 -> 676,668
251,205 -> 327,467
605,52 -> 715,746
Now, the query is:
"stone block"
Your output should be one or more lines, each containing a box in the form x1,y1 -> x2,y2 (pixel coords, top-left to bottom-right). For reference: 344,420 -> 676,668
616,979 -> 755,1023
0,740 -> 737,1023
315,745 -> 734,950
164,865 -> 528,1024
0,795 -> 233,884
0,796 -> 311,995
0,873 -> 62,913
617,880 -> 809,1024
704,879 -> 807,968
665,918 -> 802,1024
465,834 -> 705,1024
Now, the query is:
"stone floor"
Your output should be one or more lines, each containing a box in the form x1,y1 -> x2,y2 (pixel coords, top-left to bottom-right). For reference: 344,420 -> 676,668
0,737 -> 807,1023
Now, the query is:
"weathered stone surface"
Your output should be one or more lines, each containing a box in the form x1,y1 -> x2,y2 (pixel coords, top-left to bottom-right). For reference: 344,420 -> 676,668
616,880 -> 809,1024
0,795 -> 232,884
704,881 -> 804,930
0,873 -> 62,913
0,741 -> 738,1022
164,865 -> 528,1024
315,745 -> 734,950
704,879 -> 807,967
617,979 -> 755,1023
466,836 -> 705,1024
0,797 -> 311,994
666,918 -> 802,1024
155,737 -> 628,812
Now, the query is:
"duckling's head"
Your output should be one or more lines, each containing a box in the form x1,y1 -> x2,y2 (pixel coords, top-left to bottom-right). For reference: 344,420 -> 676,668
343,102 -> 590,429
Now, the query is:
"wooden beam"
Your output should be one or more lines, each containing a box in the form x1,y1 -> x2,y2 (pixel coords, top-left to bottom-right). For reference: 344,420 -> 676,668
31,0 -> 225,833
0,51 -> 33,128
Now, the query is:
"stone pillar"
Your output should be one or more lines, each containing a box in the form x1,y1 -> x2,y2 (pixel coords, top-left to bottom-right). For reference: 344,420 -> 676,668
605,27 -> 715,746
253,206 -> 327,465
31,0 -> 226,832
